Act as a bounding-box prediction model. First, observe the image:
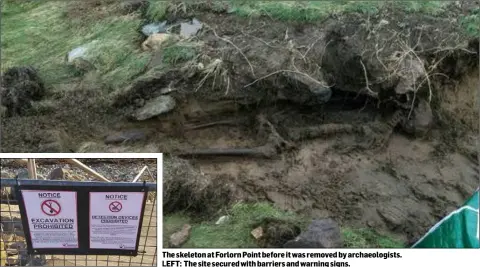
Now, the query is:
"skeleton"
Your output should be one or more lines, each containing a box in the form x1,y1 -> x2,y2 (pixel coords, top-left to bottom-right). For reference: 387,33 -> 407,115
177,108 -> 408,158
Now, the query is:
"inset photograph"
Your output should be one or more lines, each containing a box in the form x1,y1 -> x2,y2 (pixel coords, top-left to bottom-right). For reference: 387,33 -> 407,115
1,157 -> 158,266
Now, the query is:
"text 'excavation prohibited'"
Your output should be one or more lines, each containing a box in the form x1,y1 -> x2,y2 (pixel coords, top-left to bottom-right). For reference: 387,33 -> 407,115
21,190 -> 79,249
89,192 -> 145,250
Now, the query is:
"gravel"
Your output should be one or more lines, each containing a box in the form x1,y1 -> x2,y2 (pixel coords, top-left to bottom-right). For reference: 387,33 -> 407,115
0,159 -> 157,182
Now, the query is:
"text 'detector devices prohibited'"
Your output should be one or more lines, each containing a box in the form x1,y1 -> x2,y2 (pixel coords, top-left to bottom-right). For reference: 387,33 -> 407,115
89,192 -> 145,250
21,190 -> 79,249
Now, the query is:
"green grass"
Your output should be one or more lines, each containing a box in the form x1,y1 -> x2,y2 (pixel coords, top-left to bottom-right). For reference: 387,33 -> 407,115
163,202 -> 405,248
145,0 -> 169,22
162,43 -> 199,65
1,0 -> 149,90
227,1 -> 452,22
460,7 -> 480,37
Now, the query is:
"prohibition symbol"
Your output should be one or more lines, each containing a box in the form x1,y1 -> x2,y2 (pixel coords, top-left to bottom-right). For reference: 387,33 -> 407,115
41,200 -> 61,216
109,201 -> 122,212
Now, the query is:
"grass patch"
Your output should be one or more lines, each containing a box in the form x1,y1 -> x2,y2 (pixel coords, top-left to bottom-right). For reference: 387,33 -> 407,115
460,7 -> 480,37
1,0 -> 148,90
162,43 -> 199,65
163,202 -> 405,248
342,228 -> 405,248
145,0 -> 169,22
227,1 -> 451,22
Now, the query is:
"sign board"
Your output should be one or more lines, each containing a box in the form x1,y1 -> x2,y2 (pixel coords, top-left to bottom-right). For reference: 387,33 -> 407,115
16,182 -> 149,256
89,192 -> 145,250
21,190 -> 79,249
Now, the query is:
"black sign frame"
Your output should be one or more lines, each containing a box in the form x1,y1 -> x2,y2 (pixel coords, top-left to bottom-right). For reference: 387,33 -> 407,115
15,181 -> 150,256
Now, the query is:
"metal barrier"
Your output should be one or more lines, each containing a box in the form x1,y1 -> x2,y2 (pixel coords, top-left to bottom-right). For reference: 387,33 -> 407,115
0,179 -> 157,266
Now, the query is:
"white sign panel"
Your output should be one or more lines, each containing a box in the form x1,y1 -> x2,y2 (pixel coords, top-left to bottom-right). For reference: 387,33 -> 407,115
21,190 -> 79,249
89,192 -> 145,250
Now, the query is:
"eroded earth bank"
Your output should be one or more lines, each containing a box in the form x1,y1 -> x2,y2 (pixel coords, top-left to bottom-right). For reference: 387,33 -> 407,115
1,1 -> 479,245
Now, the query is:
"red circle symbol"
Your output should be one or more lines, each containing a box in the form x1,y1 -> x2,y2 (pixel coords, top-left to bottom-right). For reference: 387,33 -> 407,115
109,201 -> 122,212
41,200 -> 61,216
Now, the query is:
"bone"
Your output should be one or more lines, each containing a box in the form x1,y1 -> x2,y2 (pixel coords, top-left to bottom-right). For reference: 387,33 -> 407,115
184,118 -> 247,131
176,145 -> 277,159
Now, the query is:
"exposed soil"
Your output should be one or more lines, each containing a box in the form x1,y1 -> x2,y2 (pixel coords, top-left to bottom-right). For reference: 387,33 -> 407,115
1,5 -> 479,245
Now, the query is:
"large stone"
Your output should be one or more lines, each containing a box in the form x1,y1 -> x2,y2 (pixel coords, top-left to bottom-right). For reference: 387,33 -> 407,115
283,219 -> 343,248
169,224 -> 192,248
403,98 -> 433,137
141,33 -> 174,51
180,18 -> 203,38
46,167 -> 67,180
141,21 -> 167,36
133,95 -> 176,121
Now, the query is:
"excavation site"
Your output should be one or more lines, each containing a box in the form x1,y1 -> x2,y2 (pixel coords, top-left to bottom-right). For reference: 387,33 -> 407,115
1,0 -> 479,248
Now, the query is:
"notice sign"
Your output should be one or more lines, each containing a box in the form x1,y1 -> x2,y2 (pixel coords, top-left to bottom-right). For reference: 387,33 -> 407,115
21,190 -> 79,249
89,192 -> 145,250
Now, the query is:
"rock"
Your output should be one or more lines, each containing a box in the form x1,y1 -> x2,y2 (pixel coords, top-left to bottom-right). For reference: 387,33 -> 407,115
141,21 -> 168,36
412,99 -> 433,136
215,215 -> 229,225
46,168 -> 82,181
1,66 -> 46,117
394,57 -> 426,95
46,167 -> 67,180
180,18 -> 203,38
251,226 -> 264,240
66,41 -> 98,73
169,224 -> 192,248
133,95 -> 176,121
283,219 -> 343,248
402,99 -> 433,137
66,41 -> 97,63
141,33 -> 173,51
121,0 -> 149,14
104,129 -> 147,144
